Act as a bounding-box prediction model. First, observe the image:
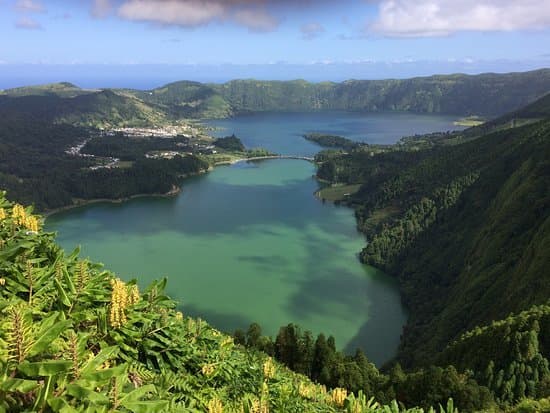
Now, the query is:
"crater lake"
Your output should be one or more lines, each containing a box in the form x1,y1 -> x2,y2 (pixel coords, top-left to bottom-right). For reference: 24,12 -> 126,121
46,111 -> 463,365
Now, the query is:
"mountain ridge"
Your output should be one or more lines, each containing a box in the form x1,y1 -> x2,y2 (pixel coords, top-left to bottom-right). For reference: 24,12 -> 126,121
2,68 -> 550,122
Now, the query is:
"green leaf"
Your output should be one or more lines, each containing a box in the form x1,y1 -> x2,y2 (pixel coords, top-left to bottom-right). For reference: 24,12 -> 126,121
119,384 -> 156,403
28,317 -> 71,357
48,397 -> 79,413
120,400 -> 170,413
65,383 -> 110,405
34,374 -> 54,411
18,360 -> 72,377
79,364 -> 126,384
0,377 -> 39,392
80,346 -> 118,375
54,278 -> 72,307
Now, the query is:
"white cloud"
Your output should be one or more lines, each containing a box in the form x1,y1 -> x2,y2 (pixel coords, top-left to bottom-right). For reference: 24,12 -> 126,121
371,0 -> 550,37
15,0 -> 44,13
91,0 -> 112,18
15,16 -> 43,29
115,0 -> 281,31
300,22 -> 325,40
118,0 -> 225,27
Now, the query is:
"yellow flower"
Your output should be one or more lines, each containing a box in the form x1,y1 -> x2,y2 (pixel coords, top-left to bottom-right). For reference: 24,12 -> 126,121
0,208 -> 6,220
263,357 -> 276,379
207,398 -> 223,413
127,284 -> 140,305
201,363 -> 216,376
175,311 -> 183,321
251,398 -> 269,413
331,387 -> 348,407
109,278 -> 128,328
0,278 -> 5,286
298,382 -> 315,399
11,204 -> 26,226
24,215 -> 39,233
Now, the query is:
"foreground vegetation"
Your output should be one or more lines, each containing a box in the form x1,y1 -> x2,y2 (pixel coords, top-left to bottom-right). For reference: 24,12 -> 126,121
0,192 -> 471,413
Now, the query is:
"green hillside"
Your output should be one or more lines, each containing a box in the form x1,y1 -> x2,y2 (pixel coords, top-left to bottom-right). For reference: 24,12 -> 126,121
438,302 -> 550,405
0,82 -> 94,98
315,97 -> 550,370
208,70 -> 550,117
119,69 -> 550,119
126,80 -> 232,119
0,193 -> 464,413
0,89 -> 168,128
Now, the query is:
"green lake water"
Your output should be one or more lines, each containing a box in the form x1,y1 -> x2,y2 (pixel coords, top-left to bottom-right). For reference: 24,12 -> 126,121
46,112 -> 463,365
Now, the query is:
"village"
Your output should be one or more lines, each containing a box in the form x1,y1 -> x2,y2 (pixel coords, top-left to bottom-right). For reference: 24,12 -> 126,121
65,125 -> 220,169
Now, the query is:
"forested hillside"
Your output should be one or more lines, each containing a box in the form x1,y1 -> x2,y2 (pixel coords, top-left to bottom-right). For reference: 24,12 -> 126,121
5,69 -> 549,123
210,70 -> 550,117
0,89 -> 167,128
125,69 -> 550,118
316,99 -> 550,371
439,303 -> 550,405
0,117 -> 209,211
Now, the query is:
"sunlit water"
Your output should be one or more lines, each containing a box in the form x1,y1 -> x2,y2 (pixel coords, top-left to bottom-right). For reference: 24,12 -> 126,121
205,111 -> 462,156
47,112 -> 462,365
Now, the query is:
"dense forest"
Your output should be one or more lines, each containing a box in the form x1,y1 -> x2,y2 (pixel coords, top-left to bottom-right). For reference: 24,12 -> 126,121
315,94 -> 550,405
235,297 -> 550,411
234,323 -> 496,411
0,116 -> 208,211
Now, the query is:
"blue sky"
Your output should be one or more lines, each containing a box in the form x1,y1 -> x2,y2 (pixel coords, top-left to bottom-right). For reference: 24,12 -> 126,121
1,0 -> 550,87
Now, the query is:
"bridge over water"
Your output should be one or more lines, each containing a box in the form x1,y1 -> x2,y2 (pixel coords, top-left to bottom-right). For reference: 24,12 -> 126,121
239,155 -> 315,162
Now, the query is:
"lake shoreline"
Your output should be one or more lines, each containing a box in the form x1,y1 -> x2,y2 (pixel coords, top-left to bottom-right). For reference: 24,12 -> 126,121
43,155 -> 301,218
43,185 -> 183,218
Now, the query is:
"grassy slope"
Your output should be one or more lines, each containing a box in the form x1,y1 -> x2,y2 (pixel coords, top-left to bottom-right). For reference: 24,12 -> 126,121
0,89 -> 168,128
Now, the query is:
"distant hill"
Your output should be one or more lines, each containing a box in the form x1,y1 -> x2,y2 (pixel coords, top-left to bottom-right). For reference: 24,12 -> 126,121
0,89 -> 168,128
209,70 -> 550,117
125,80 -> 232,119
2,69 -> 550,124
120,68 -> 550,119
458,92 -> 550,138
0,82 -> 95,98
